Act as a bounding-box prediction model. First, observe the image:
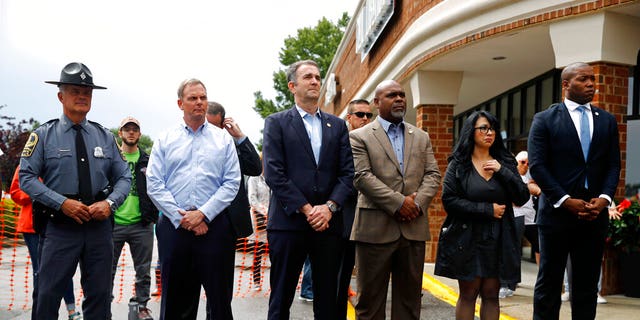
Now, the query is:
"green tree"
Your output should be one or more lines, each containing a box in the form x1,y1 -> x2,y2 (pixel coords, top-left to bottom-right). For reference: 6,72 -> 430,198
109,128 -> 154,155
253,12 -> 350,130
0,104 -> 39,191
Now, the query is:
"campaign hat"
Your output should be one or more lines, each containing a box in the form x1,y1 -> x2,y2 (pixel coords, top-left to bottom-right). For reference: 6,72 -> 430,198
45,62 -> 107,89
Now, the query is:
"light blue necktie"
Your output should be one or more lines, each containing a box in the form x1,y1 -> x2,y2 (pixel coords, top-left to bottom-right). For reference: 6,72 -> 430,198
577,105 -> 590,188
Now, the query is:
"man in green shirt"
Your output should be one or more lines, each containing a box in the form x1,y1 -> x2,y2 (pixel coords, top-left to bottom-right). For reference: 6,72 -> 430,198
110,116 -> 158,320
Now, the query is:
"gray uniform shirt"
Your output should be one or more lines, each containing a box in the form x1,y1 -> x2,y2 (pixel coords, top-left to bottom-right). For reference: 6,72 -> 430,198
19,114 -> 131,210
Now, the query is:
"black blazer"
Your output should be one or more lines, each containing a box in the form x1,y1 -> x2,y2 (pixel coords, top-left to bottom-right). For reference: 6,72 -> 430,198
136,149 -> 159,225
528,102 -> 620,227
434,158 -> 529,283
227,137 -> 262,238
263,107 -> 354,234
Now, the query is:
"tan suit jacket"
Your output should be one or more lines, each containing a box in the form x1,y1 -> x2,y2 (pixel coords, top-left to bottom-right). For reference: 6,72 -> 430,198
349,120 -> 441,244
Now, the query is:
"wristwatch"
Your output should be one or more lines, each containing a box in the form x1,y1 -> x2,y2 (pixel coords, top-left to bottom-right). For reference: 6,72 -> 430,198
106,199 -> 117,213
326,201 -> 338,213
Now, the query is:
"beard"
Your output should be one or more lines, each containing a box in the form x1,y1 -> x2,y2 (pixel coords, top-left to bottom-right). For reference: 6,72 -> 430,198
123,138 -> 139,147
391,109 -> 406,120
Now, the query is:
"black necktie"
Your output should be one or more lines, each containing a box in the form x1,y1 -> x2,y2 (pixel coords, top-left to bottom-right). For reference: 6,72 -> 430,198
72,124 -> 93,203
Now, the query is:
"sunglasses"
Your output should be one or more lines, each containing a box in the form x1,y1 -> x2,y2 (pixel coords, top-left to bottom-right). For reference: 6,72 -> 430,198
519,160 -> 528,165
351,112 -> 373,119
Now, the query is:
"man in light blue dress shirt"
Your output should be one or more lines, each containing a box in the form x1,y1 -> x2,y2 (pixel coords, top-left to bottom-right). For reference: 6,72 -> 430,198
146,78 -> 241,320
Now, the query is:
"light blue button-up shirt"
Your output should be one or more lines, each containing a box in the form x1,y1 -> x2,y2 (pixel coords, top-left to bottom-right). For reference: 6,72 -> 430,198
146,121 -> 241,229
296,105 -> 322,164
377,116 -> 405,174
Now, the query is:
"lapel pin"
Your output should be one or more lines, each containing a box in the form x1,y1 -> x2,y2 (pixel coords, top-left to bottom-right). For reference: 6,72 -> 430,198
408,129 -> 414,134
327,123 -> 332,127
595,112 -> 599,116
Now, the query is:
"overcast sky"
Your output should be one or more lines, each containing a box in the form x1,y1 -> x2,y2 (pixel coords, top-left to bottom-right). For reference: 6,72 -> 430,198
0,0 -> 359,144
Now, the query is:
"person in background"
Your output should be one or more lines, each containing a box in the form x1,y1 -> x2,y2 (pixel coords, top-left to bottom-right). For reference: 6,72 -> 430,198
499,150 -> 541,298
435,110 -> 529,320
299,257 -> 313,302
350,80 -> 442,320
529,62 -> 621,320
205,101 -> 261,242
19,62 -> 131,319
336,99 -> 372,318
262,60 -> 354,320
146,78 -> 240,320
247,157 -> 270,291
110,116 -> 158,320
10,164 -> 83,320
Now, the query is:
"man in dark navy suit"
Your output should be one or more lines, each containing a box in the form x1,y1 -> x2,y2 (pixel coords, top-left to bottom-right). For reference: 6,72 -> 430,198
262,60 -> 354,320
529,62 -> 621,320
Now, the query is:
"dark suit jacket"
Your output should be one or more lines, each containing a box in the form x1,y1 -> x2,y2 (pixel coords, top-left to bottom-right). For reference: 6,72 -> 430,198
528,102 -> 620,226
227,137 -> 262,238
263,107 -> 354,235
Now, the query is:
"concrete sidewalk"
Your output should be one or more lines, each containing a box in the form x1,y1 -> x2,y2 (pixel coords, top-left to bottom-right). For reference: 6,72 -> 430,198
424,258 -> 640,320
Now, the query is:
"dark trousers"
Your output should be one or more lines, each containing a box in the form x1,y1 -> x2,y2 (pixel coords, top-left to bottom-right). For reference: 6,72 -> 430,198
533,219 -> 607,320
355,237 -> 425,320
336,238 -> 356,319
111,222 -> 155,305
267,230 -> 342,320
157,212 -> 235,320
26,233 -> 77,320
35,219 -> 113,319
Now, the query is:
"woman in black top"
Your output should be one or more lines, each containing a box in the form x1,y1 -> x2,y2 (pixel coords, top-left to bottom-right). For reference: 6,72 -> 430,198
434,111 -> 529,320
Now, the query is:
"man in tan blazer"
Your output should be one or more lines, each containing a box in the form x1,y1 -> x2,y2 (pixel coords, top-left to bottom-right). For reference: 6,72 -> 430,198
349,80 -> 441,320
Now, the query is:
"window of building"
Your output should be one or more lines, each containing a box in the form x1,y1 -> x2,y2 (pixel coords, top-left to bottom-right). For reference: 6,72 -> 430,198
625,51 -> 639,197
453,69 -> 561,154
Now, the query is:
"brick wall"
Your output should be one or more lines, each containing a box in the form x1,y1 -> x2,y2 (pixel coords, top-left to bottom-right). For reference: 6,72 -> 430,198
589,62 -> 630,295
329,0 -> 636,114
416,104 -> 453,262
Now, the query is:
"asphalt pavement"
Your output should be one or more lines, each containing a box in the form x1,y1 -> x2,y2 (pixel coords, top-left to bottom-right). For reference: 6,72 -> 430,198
2,244 -> 640,319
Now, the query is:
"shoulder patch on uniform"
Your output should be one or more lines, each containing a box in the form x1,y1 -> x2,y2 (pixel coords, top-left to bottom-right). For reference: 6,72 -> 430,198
21,132 -> 39,157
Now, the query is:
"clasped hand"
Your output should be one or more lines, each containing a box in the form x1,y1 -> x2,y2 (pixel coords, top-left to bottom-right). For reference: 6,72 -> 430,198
179,209 -> 209,235
61,199 -> 111,224
396,193 -> 419,222
303,204 -> 332,232
562,197 -> 608,221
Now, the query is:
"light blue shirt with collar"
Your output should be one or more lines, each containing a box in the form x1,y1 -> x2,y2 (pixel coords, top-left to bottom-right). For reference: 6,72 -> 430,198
565,98 -> 594,140
296,105 -> 322,164
146,121 -> 241,229
377,116 -> 405,174
553,98 -> 611,208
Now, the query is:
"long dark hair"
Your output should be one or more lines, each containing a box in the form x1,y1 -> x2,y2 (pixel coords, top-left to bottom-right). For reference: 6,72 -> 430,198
448,111 -> 514,166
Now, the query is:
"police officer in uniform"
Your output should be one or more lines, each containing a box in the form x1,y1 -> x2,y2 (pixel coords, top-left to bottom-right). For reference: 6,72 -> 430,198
19,62 -> 131,319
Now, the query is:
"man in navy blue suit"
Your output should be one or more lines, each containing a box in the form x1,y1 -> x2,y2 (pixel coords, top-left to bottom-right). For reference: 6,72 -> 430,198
262,60 -> 354,320
529,62 -> 621,320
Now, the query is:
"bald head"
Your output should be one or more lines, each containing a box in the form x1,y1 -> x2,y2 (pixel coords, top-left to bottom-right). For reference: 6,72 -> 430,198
561,62 -> 595,105
561,62 -> 591,82
374,80 -> 406,123
374,80 -> 401,97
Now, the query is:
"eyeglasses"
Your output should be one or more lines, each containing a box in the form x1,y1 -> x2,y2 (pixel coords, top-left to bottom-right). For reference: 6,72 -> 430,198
519,160 -> 528,165
351,112 -> 373,119
474,126 -> 495,134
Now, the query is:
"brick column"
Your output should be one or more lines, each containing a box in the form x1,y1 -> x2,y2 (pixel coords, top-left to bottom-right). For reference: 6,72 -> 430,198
416,104 -> 453,262
589,62 -> 629,295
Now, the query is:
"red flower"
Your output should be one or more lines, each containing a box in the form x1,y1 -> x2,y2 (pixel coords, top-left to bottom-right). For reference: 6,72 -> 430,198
618,198 -> 632,211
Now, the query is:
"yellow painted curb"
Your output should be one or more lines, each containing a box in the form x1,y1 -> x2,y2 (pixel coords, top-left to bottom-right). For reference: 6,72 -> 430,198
347,272 -> 518,320
422,273 -> 519,320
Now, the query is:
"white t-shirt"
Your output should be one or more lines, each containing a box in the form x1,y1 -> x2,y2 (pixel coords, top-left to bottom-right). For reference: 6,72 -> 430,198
514,172 -> 536,225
